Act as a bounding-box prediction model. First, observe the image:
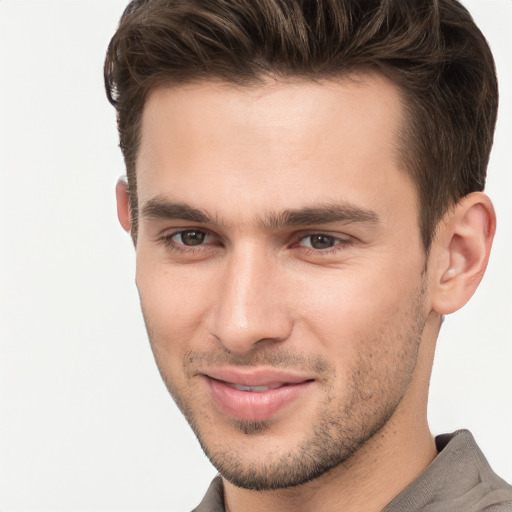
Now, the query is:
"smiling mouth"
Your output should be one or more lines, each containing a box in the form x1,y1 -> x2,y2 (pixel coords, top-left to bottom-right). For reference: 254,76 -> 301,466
205,373 -> 315,421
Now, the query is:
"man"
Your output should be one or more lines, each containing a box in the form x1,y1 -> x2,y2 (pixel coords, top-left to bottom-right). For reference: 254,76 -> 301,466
105,0 -> 512,510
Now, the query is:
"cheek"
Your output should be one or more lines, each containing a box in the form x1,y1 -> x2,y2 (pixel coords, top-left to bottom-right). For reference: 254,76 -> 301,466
296,271 -> 426,412
293,262 -> 424,354
135,258 -> 214,356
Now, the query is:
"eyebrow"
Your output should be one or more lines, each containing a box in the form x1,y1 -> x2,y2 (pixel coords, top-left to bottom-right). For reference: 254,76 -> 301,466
141,197 -> 214,224
262,204 -> 380,230
140,196 -> 380,229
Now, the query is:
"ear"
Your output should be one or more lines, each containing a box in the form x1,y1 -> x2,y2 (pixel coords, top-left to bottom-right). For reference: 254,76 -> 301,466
430,192 -> 496,315
115,178 -> 132,233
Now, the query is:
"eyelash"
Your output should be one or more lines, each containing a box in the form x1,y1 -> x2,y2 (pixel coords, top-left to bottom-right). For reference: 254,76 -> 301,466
159,229 -> 354,256
293,234 -> 354,255
160,230 -> 214,254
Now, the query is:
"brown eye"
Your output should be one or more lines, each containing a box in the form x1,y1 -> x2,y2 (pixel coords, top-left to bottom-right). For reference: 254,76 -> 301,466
301,234 -> 338,250
175,230 -> 207,246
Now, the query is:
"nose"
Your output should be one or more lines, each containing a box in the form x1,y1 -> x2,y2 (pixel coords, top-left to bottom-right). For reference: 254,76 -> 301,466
208,242 -> 293,353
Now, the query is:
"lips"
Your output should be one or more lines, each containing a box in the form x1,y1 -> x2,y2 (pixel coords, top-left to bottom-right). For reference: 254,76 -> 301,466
204,368 -> 314,422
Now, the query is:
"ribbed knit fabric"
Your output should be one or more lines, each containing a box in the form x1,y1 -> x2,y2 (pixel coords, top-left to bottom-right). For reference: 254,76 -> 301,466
193,430 -> 512,512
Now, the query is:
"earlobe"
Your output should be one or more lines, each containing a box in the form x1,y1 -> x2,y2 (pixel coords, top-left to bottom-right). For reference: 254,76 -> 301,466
431,192 -> 496,315
116,178 -> 132,233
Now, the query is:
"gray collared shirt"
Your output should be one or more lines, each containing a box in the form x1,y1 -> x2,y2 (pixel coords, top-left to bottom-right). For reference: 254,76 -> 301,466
193,430 -> 512,511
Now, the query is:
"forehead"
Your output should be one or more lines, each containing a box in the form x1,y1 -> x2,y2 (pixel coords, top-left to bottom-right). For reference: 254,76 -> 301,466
135,74 -> 415,226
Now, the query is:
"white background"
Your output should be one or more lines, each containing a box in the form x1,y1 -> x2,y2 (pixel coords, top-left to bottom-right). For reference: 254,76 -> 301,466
0,1 -> 510,510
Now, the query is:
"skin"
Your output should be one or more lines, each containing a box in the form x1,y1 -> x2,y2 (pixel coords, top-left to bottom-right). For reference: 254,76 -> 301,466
116,73 -> 495,512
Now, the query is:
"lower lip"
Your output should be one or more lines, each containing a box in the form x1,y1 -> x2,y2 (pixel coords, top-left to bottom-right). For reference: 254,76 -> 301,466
207,378 -> 313,421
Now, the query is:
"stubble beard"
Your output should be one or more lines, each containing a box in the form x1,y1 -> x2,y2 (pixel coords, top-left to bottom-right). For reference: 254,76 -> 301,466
144,282 -> 428,491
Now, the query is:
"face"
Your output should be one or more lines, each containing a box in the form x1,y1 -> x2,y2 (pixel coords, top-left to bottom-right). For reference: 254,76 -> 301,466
132,75 -> 432,490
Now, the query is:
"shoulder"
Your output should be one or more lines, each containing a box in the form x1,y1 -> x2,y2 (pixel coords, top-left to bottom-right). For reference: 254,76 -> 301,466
384,430 -> 512,512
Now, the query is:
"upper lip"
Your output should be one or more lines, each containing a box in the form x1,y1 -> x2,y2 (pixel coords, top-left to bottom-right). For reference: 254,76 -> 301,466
204,367 -> 314,387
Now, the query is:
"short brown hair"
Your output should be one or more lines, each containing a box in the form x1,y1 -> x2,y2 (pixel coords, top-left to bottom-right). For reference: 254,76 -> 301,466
104,0 -> 498,250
